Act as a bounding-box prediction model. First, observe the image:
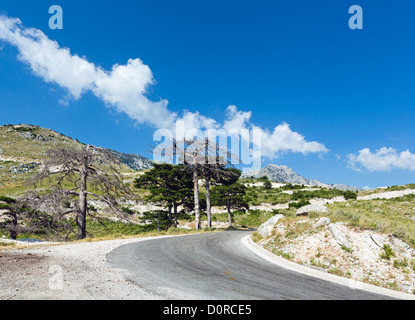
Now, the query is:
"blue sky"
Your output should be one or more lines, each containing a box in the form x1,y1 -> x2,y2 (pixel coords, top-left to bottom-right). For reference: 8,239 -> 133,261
0,0 -> 415,188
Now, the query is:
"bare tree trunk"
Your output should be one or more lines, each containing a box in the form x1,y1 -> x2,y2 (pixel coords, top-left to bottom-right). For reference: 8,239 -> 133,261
204,138 -> 212,229
10,213 -> 17,240
227,198 -> 232,227
205,177 -> 212,228
167,206 -> 173,224
173,202 -> 178,228
77,165 -> 88,239
193,163 -> 201,230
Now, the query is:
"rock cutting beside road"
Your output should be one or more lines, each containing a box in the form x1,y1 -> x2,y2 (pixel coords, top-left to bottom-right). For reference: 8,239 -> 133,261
256,213 -> 415,295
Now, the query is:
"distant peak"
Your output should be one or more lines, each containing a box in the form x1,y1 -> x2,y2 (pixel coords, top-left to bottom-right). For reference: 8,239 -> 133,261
242,163 -> 361,191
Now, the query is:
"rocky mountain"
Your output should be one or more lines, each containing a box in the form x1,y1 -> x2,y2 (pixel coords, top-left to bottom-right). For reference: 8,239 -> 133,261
0,124 -> 153,171
242,164 -> 361,191
108,149 -> 153,171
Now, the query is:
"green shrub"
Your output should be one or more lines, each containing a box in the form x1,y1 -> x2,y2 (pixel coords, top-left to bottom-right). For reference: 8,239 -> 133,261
263,180 -> 272,190
288,199 -> 311,209
380,244 -> 395,260
121,206 -> 135,215
343,190 -> 358,200
393,258 -> 408,268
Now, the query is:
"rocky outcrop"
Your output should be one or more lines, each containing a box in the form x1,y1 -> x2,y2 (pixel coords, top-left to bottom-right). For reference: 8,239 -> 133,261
8,162 -> 40,174
257,214 -> 284,237
314,217 -> 330,228
357,189 -> 415,201
328,223 -> 352,249
257,218 -> 415,294
109,149 -> 154,171
296,204 -> 328,216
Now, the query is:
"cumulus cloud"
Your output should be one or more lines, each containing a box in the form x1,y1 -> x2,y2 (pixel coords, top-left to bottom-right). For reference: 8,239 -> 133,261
252,122 -> 328,159
0,14 -> 176,129
223,105 -> 252,134
348,147 -> 415,172
93,59 -> 174,129
0,14 -> 328,161
172,105 -> 328,159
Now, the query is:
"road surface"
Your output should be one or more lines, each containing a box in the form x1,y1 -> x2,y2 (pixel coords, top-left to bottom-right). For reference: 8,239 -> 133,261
106,230 -> 394,300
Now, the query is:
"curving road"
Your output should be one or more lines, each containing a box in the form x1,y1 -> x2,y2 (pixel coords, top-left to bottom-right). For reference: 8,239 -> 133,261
106,230 -> 395,300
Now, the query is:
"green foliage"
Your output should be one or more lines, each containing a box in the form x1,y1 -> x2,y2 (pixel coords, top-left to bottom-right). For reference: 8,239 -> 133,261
385,184 -> 415,191
177,212 -> 193,221
232,210 -> 274,228
341,245 -> 352,253
393,258 -> 408,268
291,189 -> 344,201
251,231 -> 263,242
325,195 -> 415,247
263,180 -> 272,190
280,183 -> 307,190
216,168 -> 242,186
0,196 -> 17,205
12,126 -> 36,133
211,183 -> 249,211
84,218 -> 155,238
134,163 -> 193,212
288,199 -> 311,209
290,188 -> 358,202
121,206 -> 135,215
0,196 -> 63,240
243,186 -> 291,206
343,190 -> 358,200
380,244 -> 395,260
141,210 -> 172,231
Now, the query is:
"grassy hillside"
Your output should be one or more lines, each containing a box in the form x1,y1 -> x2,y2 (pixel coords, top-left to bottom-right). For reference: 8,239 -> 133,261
0,124 -> 79,196
0,124 -> 84,159
1,124 -> 415,248
0,124 -> 140,197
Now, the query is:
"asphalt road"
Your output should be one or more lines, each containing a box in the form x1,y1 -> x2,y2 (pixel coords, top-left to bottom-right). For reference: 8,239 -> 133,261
106,230 -> 394,300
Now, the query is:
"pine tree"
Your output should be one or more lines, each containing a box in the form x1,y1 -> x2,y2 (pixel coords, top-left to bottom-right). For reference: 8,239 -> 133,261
134,163 -> 193,227
211,169 -> 249,227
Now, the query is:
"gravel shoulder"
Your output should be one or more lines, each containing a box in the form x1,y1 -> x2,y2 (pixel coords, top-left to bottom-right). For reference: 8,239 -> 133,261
0,236 -> 167,300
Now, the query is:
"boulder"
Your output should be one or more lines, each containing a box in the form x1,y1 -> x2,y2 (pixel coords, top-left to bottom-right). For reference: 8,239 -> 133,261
296,204 -> 328,216
314,217 -> 331,228
257,214 -> 284,238
328,223 -> 352,249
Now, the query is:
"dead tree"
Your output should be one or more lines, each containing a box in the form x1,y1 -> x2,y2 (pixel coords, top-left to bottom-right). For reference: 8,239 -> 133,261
0,195 -> 61,240
31,145 -> 133,239
154,137 -> 238,230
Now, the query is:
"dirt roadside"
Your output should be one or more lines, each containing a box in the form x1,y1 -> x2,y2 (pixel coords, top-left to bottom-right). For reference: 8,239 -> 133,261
0,237 -> 163,300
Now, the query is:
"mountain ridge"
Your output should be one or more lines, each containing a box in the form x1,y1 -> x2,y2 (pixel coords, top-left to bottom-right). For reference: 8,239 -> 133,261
0,124 -> 154,171
242,164 -> 361,191
108,149 -> 153,171
1,124 -> 358,190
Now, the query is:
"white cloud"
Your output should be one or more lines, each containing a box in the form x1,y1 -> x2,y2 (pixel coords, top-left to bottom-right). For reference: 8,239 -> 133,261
348,147 -> 415,172
93,58 -> 175,129
172,106 -> 328,159
0,15 -> 96,98
0,15 -> 177,129
174,110 -> 219,140
0,14 -> 328,161
252,122 -> 328,159
223,105 -> 252,134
